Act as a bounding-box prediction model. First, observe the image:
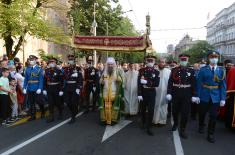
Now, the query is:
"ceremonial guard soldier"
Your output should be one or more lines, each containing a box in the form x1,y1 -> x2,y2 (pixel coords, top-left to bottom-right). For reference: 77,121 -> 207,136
138,55 -> 160,136
43,58 -> 64,122
63,55 -> 83,124
196,51 -> 226,143
166,54 -> 195,139
23,55 -> 44,121
84,56 -> 99,112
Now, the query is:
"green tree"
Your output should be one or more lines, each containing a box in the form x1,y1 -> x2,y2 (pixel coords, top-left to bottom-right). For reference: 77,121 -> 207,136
0,0 -> 70,59
182,40 -> 214,64
69,0 -> 143,63
68,0 -> 123,36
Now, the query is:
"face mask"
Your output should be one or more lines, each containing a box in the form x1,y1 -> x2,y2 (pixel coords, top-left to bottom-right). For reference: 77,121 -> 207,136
180,61 -> 188,67
29,60 -> 36,66
209,58 -> 218,65
19,70 -> 23,74
68,60 -> 75,65
49,63 -> 56,68
57,65 -> 62,70
146,63 -> 154,67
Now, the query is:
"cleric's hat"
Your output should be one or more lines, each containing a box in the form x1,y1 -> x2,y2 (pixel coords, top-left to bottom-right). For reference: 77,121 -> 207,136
207,50 -> 220,57
106,57 -> 116,64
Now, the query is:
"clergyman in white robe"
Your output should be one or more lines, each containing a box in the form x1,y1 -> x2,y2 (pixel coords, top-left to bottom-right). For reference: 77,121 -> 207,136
153,61 -> 171,124
124,65 -> 139,115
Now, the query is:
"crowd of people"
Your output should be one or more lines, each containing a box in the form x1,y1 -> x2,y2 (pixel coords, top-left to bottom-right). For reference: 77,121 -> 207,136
0,51 -> 234,144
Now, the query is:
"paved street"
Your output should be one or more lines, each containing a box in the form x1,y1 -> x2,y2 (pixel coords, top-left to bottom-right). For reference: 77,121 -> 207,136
0,109 -> 234,155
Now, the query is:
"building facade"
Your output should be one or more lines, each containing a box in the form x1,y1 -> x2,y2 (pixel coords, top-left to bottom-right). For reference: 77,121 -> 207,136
207,2 -> 235,62
174,34 -> 200,60
0,0 -> 71,63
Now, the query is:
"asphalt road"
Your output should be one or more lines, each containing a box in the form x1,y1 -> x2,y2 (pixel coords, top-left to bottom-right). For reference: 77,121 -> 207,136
0,110 -> 234,155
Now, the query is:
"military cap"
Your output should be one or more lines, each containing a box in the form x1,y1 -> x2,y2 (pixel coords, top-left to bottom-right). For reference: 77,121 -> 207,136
86,55 -> 93,62
67,54 -> 75,59
48,57 -> 58,63
29,55 -> 38,60
145,55 -> 157,60
179,53 -> 190,58
207,50 -> 220,57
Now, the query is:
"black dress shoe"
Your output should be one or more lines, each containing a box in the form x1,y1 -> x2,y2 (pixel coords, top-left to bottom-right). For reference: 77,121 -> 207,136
147,129 -> 154,136
68,118 -> 75,124
41,114 -> 45,119
198,126 -> 205,134
171,125 -> 178,131
57,115 -> 63,120
46,117 -> 55,123
207,134 -> 215,143
180,131 -> 188,139
28,117 -> 36,121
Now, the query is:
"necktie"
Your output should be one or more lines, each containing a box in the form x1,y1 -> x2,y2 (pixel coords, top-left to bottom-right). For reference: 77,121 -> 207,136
212,67 -> 214,75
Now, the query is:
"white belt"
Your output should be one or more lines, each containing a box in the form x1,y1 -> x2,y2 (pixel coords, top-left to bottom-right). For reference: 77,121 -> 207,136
173,83 -> 191,88
67,81 -> 76,84
48,82 -> 59,85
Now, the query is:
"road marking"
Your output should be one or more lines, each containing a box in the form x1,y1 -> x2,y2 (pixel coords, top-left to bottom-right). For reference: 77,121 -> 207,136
171,118 -> 184,155
0,112 -> 84,155
8,111 -> 50,127
102,120 -> 132,143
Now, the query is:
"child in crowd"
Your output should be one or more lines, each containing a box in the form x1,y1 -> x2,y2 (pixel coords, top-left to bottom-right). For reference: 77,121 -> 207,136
0,68 -> 13,125
9,78 -> 19,121
15,64 -> 25,116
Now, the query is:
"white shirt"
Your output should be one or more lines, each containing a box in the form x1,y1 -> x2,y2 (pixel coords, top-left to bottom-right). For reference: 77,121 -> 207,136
209,65 -> 217,71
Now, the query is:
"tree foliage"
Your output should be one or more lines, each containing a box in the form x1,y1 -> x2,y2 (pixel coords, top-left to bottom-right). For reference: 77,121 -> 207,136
68,0 -> 142,63
0,0 -> 70,59
38,49 -> 61,62
182,40 -> 214,64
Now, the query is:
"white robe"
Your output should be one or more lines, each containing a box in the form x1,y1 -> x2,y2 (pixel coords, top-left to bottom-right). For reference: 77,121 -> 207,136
124,70 -> 139,115
153,68 -> 171,124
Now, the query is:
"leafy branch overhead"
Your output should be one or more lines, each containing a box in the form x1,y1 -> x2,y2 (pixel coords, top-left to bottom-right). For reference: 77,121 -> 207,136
0,0 -> 71,59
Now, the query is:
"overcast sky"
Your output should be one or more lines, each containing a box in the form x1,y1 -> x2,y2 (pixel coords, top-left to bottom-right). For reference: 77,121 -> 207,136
118,0 -> 235,53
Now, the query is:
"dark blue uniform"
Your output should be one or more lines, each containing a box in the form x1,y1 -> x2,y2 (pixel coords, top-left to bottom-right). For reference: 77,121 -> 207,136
84,66 -> 99,111
44,67 -> 64,121
167,66 -> 195,134
63,65 -> 83,121
138,67 -> 160,132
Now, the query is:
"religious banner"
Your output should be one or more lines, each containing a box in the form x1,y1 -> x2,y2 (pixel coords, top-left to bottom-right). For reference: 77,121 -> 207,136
73,35 -> 147,51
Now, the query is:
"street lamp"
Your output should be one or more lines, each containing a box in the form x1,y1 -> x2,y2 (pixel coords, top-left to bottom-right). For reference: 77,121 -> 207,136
92,2 -> 98,67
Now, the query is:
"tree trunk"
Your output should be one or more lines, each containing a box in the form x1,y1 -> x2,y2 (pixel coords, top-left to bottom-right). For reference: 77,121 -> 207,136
4,35 -> 14,59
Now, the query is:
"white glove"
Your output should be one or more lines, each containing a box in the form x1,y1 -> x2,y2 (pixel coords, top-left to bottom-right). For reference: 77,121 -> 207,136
220,100 -> 226,107
43,90 -> 47,96
90,72 -> 95,76
59,91 -> 63,96
195,97 -> 200,104
138,96 -> 143,102
36,89 -> 41,94
71,73 -> 78,77
93,87 -> 96,92
23,89 -> 27,94
166,94 -> 172,101
140,79 -> 147,84
76,89 -> 80,95
191,97 -> 197,103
